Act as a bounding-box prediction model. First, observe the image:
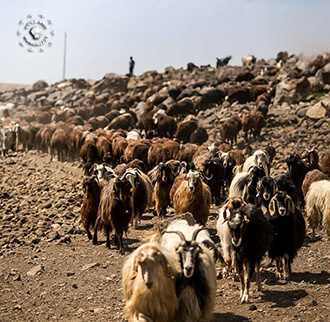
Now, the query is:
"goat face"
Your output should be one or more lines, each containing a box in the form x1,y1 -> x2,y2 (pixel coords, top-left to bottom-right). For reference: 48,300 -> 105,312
186,170 -> 200,193
269,191 -> 295,217
178,240 -> 201,278
82,176 -> 99,197
256,176 -> 277,202
92,164 -> 115,181
133,246 -> 169,289
227,210 -> 250,247
254,152 -> 269,171
114,178 -> 132,201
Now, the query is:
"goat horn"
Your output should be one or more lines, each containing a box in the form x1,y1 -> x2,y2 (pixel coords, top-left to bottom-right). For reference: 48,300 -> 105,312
164,230 -> 186,241
201,172 -> 213,180
167,162 -> 180,176
192,227 -> 205,241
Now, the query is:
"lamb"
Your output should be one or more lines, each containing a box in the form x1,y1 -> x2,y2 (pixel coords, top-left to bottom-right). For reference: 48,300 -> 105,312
265,191 -> 306,279
121,168 -> 153,227
305,180 -> 330,241
223,199 -> 271,303
302,169 -> 328,196
242,150 -> 270,175
122,242 -> 179,322
173,170 -> 212,225
80,176 -> 101,241
161,220 -> 217,321
93,176 -> 133,253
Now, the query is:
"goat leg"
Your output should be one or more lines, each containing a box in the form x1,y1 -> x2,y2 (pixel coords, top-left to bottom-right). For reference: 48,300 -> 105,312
106,226 -> 111,249
92,228 -> 98,245
255,261 -> 262,291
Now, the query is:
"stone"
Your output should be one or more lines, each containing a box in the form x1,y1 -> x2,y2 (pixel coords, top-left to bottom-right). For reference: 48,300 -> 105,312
32,80 -> 48,91
249,304 -> 257,311
26,264 -> 44,277
306,102 -> 327,120
81,262 -> 100,271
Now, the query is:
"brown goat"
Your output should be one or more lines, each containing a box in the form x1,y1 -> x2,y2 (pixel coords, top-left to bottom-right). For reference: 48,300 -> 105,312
81,176 -> 101,241
80,140 -> 100,175
173,170 -> 211,225
94,177 -> 133,253
302,169 -> 328,196
50,128 -> 72,162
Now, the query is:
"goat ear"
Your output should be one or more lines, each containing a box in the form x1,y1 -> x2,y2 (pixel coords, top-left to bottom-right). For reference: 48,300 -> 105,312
269,197 -> 276,216
286,195 -> 295,214
243,215 -> 250,223
131,257 -> 139,280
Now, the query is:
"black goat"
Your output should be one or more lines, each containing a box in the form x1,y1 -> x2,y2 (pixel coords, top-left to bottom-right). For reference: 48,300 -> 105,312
202,158 -> 226,205
224,201 -> 271,303
242,167 -> 266,204
265,191 -> 306,280
256,176 -> 278,212
284,153 -> 312,208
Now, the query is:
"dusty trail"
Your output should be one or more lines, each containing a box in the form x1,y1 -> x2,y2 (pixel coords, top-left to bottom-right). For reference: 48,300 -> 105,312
0,152 -> 329,321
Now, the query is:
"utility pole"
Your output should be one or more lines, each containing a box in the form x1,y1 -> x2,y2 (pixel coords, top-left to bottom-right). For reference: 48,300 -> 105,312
63,32 -> 67,80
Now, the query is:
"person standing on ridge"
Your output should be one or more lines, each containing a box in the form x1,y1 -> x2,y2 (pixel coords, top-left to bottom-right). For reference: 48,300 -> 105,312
129,56 -> 135,76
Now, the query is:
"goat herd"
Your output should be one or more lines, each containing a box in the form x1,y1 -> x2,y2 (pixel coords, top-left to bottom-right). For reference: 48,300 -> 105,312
0,114 -> 329,321
77,134 -> 329,321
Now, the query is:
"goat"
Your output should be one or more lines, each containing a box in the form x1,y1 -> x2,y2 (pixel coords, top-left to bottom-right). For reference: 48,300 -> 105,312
122,242 -> 179,322
229,166 -> 265,203
90,163 -> 116,182
80,176 -> 101,241
266,191 -> 306,280
302,169 -> 328,196
216,55 -> 232,68
305,180 -> 330,241
80,140 -> 100,175
173,170 -> 211,225
242,150 -> 270,175
202,158 -> 226,205
152,161 -> 178,219
256,176 -> 278,213
223,200 -> 271,303
162,220 -> 217,321
93,177 -> 133,253
121,168 -> 153,228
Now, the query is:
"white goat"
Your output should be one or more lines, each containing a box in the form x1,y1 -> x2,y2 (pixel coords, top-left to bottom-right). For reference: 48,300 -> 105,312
161,219 -> 217,322
305,180 -> 330,240
126,130 -> 141,141
122,242 -> 179,322
242,150 -> 270,175
90,163 -> 116,182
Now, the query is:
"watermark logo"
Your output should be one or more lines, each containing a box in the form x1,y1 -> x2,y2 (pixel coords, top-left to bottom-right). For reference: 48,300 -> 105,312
17,14 -> 55,52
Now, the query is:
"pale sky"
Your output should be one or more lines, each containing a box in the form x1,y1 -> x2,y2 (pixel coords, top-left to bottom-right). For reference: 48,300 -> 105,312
0,0 -> 329,85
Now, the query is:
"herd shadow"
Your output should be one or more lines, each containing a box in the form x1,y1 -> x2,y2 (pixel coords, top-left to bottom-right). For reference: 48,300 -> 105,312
212,312 -> 250,321
260,289 -> 308,308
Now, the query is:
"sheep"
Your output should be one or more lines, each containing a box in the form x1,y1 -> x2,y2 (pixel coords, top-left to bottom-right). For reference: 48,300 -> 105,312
172,170 -> 211,225
177,143 -> 198,163
229,166 -> 265,203
121,168 -> 153,228
122,242 -> 179,322
242,150 -> 270,175
80,176 -> 101,241
167,98 -> 195,117
223,199 -> 271,303
302,169 -> 328,196
152,161 -> 178,219
93,176 -> 133,253
161,220 -> 217,321
147,142 -> 171,169
265,191 -> 306,279
305,180 -> 330,241
202,158 -> 226,205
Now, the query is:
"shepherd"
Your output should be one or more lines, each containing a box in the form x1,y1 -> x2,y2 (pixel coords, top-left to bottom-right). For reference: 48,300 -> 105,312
129,56 -> 135,76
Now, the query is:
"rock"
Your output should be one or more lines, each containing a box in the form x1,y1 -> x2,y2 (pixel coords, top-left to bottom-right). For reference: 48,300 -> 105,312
32,80 -> 48,91
47,231 -> 60,241
81,262 -> 100,271
296,107 -> 307,118
306,102 -> 327,120
26,264 -> 44,277
249,304 -> 257,311
93,308 -> 105,314
315,62 -> 330,84
72,283 -> 78,289
91,74 -> 129,95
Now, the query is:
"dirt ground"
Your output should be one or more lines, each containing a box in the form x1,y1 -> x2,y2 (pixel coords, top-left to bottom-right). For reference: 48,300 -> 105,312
0,152 -> 329,322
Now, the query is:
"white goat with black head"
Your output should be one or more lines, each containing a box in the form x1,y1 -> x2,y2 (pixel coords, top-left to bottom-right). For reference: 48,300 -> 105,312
242,150 -> 270,175
122,242 -> 179,322
161,219 -> 217,322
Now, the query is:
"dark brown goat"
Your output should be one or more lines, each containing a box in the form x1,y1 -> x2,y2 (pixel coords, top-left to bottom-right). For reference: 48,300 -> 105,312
81,176 -> 101,241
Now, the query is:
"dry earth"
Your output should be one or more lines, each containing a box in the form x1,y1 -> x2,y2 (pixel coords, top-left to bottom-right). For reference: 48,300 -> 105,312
0,151 -> 329,322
